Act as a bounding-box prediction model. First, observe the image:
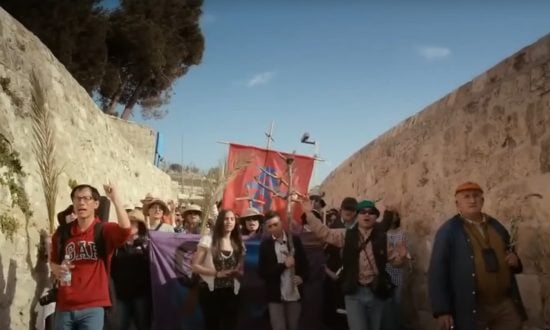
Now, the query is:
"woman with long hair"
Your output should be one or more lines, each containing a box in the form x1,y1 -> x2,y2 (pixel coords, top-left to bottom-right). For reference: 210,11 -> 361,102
191,209 -> 245,330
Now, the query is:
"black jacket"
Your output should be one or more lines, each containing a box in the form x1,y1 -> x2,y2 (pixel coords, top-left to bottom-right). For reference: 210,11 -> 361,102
111,238 -> 151,300
258,233 -> 309,303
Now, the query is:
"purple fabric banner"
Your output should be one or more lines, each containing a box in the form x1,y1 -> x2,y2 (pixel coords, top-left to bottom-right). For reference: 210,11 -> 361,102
148,231 -> 327,330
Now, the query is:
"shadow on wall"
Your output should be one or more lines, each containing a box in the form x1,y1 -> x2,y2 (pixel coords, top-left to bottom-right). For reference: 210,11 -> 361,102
28,230 -> 52,330
0,254 -> 17,330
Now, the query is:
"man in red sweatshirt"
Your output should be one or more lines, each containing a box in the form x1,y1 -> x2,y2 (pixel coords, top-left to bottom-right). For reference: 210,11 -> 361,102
49,183 -> 131,330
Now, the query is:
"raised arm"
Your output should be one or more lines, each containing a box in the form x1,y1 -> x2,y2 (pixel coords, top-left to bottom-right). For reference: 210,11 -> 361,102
303,211 -> 345,248
103,183 -> 130,229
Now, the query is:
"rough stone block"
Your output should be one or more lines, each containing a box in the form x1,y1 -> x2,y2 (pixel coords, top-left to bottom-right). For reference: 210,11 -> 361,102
514,274 -> 542,324
530,66 -> 546,91
528,36 -> 550,63
321,33 -> 550,330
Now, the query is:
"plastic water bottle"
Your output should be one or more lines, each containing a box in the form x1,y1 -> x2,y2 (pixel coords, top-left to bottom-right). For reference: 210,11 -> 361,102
59,255 -> 72,287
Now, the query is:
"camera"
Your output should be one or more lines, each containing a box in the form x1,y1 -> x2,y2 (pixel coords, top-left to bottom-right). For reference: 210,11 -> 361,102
39,288 -> 57,306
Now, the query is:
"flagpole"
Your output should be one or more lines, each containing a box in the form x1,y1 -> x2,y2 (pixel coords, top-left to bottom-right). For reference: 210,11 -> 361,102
265,121 -> 274,151
259,121 -> 275,212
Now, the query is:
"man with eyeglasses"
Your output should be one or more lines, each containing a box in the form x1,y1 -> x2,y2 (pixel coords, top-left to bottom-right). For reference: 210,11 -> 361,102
303,199 -> 405,330
258,211 -> 309,330
49,184 -> 131,330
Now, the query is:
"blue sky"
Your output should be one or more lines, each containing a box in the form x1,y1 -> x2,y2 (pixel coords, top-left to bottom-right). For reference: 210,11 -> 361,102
110,0 -> 549,185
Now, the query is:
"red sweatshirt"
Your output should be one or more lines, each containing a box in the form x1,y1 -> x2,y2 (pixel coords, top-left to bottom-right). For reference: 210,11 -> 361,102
50,218 -> 131,311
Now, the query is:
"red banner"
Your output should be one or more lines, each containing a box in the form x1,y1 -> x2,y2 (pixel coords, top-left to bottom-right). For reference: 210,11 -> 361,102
222,143 -> 314,224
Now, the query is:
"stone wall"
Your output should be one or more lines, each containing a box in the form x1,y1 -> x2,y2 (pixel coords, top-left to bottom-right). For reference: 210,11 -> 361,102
0,8 -> 176,329
107,116 -> 157,164
321,34 -> 550,329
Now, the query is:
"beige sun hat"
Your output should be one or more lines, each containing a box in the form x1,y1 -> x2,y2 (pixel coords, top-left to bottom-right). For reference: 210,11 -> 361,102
140,193 -> 155,205
143,198 -> 170,215
183,204 -> 203,216
128,209 -> 146,223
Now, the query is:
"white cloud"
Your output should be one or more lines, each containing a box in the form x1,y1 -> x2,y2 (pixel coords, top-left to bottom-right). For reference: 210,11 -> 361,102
417,46 -> 451,60
245,71 -> 276,87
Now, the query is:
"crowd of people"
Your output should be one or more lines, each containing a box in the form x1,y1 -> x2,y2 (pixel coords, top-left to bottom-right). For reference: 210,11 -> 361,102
43,181 -> 527,330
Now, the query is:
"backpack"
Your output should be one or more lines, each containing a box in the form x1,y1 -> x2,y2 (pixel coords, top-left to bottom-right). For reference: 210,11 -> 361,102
56,222 -> 107,268
54,222 -> 118,319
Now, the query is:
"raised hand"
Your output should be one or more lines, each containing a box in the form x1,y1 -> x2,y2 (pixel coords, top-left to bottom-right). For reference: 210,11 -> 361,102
301,199 -> 313,214
167,200 -> 176,212
103,183 -> 116,200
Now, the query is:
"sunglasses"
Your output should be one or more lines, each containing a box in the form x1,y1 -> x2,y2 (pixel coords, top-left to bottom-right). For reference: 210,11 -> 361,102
358,209 -> 378,215
267,222 -> 280,229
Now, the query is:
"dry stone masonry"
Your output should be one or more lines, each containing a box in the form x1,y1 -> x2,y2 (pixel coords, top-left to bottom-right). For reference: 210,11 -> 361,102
321,34 -> 550,330
0,8 -> 175,329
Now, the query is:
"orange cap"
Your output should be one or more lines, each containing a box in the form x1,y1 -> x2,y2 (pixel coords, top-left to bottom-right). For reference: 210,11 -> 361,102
455,181 -> 483,195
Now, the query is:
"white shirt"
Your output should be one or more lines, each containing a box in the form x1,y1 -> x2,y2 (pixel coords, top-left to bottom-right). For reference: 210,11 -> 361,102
150,220 -> 175,233
273,232 -> 300,301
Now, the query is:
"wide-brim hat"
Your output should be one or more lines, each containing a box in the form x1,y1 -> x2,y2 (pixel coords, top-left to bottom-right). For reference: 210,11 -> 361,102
183,204 -> 203,216
143,199 -> 170,215
140,193 -> 155,204
239,207 -> 264,223
128,209 -> 146,223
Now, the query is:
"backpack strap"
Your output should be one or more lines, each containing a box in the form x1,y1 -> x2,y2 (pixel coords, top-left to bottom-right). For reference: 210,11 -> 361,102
93,222 -> 107,264
56,223 -> 73,264
57,222 -> 107,267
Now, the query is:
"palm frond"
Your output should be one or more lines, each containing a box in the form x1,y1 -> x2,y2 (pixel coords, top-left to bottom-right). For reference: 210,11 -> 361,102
30,71 -> 62,234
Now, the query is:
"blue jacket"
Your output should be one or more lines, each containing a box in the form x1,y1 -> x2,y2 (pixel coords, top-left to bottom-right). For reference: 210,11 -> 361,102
428,214 -> 527,329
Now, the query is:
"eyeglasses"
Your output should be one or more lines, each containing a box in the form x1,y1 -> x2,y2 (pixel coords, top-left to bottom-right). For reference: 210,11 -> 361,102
267,222 -> 280,228
358,209 -> 377,215
72,196 -> 94,203
149,205 -> 164,211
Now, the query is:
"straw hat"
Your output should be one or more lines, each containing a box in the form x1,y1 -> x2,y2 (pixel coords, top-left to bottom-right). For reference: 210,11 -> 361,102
140,193 -> 155,205
128,209 -> 146,223
183,204 -> 203,216
143,198 -> 170,215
